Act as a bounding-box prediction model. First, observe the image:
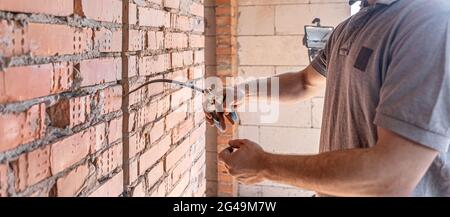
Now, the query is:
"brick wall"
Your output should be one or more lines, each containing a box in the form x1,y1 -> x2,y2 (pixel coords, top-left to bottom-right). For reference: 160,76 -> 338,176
204,0 -> 218,196
204,0 -> 238,197
236,0 -> 350,196
0,0 -> 206,197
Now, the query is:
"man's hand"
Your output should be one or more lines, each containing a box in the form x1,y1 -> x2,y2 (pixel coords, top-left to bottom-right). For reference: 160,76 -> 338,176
224,128 -> 438,196
219,139 -> 268,185
204,87 -> 244,130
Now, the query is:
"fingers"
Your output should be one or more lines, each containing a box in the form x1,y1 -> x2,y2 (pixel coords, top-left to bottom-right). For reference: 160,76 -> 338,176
204,112 -> 214,125
219,147 -> 233,165
228,139 -> 250,149
216,112 -> 227,131
224,112 -> 235,125
205,113 -> 215,127
236,176 -> 263,185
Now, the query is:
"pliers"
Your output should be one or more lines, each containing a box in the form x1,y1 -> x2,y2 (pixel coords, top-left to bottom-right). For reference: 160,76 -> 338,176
127,79 -> 239,132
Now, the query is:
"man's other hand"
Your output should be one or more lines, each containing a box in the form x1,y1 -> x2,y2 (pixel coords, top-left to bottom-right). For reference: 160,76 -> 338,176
219,139 -> 268,185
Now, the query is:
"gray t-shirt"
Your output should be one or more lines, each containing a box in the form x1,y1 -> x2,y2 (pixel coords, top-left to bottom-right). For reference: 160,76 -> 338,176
311,0 -> 450,196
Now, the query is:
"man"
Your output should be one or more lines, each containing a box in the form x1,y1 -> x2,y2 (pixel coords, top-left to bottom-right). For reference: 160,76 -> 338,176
206,0 -> 450,196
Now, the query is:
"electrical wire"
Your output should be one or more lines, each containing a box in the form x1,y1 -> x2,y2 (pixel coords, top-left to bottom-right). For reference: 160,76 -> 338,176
126,79 -> 207,96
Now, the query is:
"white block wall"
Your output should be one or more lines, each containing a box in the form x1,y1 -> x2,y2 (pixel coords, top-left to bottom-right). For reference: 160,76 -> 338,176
237,0 -> 350,197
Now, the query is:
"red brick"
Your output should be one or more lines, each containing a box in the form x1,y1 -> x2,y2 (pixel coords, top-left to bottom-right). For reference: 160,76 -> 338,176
157,95 -> 171,117
166,103 -> 187,129
47,95 -> 91,128
149,119 -> 165,144
147,31 -> 164,50
100,85 -> 122,115
139,135 -> 171,174
0,103 -> 46,152
0,20 -> 30,57
167,173 -> 189,197
0,0 -> 74,16
168,154 -> 190,186
128,77 -> 163,106
148,0 -> 163,6
56,163 -> 89,196
165,32 -> 188,49
191,152 -> 205,176
150,179 -> 167,196
194,50 -> 204,64
76,0 -> 122,23
171,51 -> 193,68
132,181 -> 146,197
172,117 -> 194,143
139,54 -> 170,76
129,160 -> 138,183
190,2 -> 204,17
190,66 -> 204,79
129,30 -> 144,51
146,162 -> 164,187
171,14 -> 191,32
171,88 -> 192,109
189,34 -> 204,48
191,133 -> 205,160
78,58 -> 121,87
129,3 -> 138,25
194,179 -> 206,197
183,51 -> 194,66
167,69 -> 188,82
89,171 -> 123,197
52,62 -> 75,93
192,92 -> 204,112
50,129 -> 91,174
128,55 -> 138,77
0,163 -> 7,197
217,182 -> 235,197
90,123 -> 107,153
94,28 -> 122,53
191,17 -> 204,33
135,101 -> 157,129
0,63 -> 74,103
96,143 -> 122,177
129,133 -> 145,158
190,123 -> 206,144
164,0 -> 180,9
27,23 -> 92,56
165,138 -> 191,170
194,111 -> 205,126
108,117 -> 122,143
171,52 -> 184,68
138,7 -> 169,27
13,146 -> 51,192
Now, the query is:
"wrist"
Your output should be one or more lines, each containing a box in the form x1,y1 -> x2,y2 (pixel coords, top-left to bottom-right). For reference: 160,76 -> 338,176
260,152 -> 275,180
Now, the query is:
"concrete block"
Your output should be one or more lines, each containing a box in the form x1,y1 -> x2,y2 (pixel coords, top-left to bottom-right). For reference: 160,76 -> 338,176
275,4 -> 350,35
238,36 -> 309,66
260,126 -> 320,154
238,6 -> 275,35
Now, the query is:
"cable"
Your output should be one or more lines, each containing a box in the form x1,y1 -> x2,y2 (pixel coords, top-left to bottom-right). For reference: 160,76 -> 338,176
126,79 -> 207,96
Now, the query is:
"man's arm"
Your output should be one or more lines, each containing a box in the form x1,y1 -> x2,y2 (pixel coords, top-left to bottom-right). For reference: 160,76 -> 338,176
206,65 -> 326,129
220,127 -> 438,196
237,65 -> 326,103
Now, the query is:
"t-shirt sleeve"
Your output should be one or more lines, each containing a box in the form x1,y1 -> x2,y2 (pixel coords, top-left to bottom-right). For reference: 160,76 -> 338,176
310,34 -> 333,77
374,13 -> 450,152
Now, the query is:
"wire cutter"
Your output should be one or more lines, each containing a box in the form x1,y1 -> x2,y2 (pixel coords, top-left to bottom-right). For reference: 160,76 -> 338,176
127,79 -> 239,132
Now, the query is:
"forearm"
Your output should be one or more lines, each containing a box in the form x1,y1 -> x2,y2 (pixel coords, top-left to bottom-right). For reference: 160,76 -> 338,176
262,147 -> 412,196
236,70 -> 322,103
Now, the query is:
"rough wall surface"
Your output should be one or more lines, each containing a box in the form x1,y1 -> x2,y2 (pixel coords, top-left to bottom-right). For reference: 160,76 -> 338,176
236,0 -> 350,196
0,0 -> 206,197
204,0 -> 238,197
